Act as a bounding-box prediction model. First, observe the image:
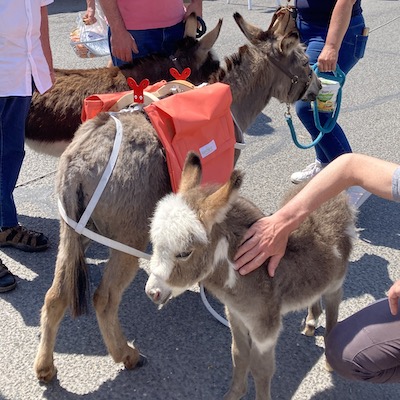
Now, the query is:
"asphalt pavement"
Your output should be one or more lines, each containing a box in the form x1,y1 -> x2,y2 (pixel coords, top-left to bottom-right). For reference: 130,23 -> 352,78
1,1 -> 399,399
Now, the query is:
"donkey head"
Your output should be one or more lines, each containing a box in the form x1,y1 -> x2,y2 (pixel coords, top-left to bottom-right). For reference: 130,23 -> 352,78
145,152 -> 242,306
119,14 -> 221,86
172,14 -> 222,84
233,12 -> 321,103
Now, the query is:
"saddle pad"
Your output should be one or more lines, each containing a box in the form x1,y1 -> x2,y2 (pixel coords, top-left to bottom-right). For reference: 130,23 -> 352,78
144,83 -> 235,192
81,80 -> 167,122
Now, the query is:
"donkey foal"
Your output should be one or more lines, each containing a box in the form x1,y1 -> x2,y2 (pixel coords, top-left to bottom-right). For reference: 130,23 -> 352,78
145,152 -> 357,400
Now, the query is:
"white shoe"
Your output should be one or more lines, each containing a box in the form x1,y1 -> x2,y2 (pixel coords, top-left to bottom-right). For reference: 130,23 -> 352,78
291,160 -> 324,184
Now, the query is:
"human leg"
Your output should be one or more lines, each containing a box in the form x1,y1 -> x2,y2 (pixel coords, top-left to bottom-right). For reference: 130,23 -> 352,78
295,21 -> 353,164
0,258 -> 16,293
0,96 -> 28,228
0,96 -> 49,252
292,16 -> 367,182
326,298 -> 400,383
295,99 -> 352,163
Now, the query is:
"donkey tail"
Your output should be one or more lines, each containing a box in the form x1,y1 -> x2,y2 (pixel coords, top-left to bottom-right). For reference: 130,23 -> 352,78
58,218 -> 89,318
56,175 -> 91,318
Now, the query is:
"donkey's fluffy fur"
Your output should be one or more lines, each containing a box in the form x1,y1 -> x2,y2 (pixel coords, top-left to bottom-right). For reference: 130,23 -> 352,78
34,13 -> 321,383
146,153 -> 357,400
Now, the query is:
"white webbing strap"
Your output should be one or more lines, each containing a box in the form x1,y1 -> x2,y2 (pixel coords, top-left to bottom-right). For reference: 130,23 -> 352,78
58,199 -> 151,260
58,113 -> 151,260
234,142 -> 246,150
75,114 -> 122,234
231,111 -> 246,150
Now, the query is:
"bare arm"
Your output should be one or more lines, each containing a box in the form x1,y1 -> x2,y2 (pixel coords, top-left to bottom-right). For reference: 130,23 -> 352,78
318,0 -> 356,72
99,0 -> 138,62
234,153 -> 399,277
185,0 -> 203,18
83,0 -> 96,24
40,6 -> 54,85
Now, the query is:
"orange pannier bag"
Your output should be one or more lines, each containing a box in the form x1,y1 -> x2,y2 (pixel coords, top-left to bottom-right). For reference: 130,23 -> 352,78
144,83 -> 235,192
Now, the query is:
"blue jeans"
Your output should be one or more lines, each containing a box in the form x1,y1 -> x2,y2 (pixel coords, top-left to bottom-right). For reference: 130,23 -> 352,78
109,21 -> 185,67
295,14 -> 367,164
0,96 -> 31,228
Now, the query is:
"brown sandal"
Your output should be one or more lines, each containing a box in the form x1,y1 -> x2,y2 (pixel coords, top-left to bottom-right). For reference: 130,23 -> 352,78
0,259 -> 17,293
0,225 -> 49,252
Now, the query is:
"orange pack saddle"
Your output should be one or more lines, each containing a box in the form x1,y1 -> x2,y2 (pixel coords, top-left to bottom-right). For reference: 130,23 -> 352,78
81,79 -> 236,193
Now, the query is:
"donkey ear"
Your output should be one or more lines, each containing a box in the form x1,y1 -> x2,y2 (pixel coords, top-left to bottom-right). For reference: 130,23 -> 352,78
233,12 -> 264,44
268,7 -> 297,37
179,152 -> 202,193
277,30 -> 300,54
201,170 -> 243,230
198,18 -> 222,55
184,12 -> 198,39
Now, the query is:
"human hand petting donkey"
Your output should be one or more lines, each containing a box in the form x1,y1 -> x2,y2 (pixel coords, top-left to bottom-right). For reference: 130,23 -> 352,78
233,215 -> 290,277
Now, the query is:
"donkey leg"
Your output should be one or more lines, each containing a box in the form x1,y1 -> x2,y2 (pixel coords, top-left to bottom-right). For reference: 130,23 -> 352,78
302,299 -> 323,336
247,315 -> 282,400
34,240 -> 73,382
223,313 -> 251,400
34,285 -> 69,382
93,250 -> 142,369
250,345 -> 276,400
322,286 -> 343,371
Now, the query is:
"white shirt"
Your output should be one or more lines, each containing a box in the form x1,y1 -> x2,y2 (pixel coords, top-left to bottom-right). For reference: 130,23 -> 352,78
0,0 -> 53,96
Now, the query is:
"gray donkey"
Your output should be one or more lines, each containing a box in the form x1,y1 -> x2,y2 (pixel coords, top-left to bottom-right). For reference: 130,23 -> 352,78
34,13 -> 321,383
146,152 -> 357,400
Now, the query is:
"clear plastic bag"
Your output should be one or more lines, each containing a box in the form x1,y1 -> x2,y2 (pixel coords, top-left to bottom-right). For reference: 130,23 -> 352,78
70,1 -> 110,58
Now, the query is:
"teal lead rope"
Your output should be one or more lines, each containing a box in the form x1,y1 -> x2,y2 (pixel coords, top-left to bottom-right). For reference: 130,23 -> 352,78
286,63 -> 346,149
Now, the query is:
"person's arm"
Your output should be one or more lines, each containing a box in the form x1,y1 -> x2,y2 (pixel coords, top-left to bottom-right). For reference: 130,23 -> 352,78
83,0 -> 97,25
40,6 -> 55,85
99,0 -> 138,62
234,153 -> 399,277
184,0 -> 203,18
318,0 -> 356,72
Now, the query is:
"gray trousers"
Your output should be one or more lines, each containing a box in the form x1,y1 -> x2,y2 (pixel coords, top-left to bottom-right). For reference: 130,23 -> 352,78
325,298 -> 400,383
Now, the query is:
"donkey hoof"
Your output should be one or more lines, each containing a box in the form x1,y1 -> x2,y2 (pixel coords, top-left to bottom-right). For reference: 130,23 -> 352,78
136,353 -> 148,368
35,365 -> 57,383
301,325 -> 315,337
123,349 -> 146,370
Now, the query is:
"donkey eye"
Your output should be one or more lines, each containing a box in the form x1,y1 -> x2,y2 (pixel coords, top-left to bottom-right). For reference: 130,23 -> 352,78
176,251 -> 192,259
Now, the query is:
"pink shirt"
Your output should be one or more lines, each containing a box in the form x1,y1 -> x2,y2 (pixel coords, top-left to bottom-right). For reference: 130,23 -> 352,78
118,0 -> 186,30
0,0 -> 53,96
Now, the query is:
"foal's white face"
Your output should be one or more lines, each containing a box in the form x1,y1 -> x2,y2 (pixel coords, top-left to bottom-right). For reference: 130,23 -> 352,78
145,193 -> 209,306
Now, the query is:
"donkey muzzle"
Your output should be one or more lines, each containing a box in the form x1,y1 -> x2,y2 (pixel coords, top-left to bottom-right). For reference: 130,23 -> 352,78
145,274 -> 172,306
301,71 -> 322,102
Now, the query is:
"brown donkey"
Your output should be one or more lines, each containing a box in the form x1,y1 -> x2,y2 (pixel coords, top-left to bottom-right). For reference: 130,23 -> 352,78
26,13 -> 220,157
145,152 -> 357,400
